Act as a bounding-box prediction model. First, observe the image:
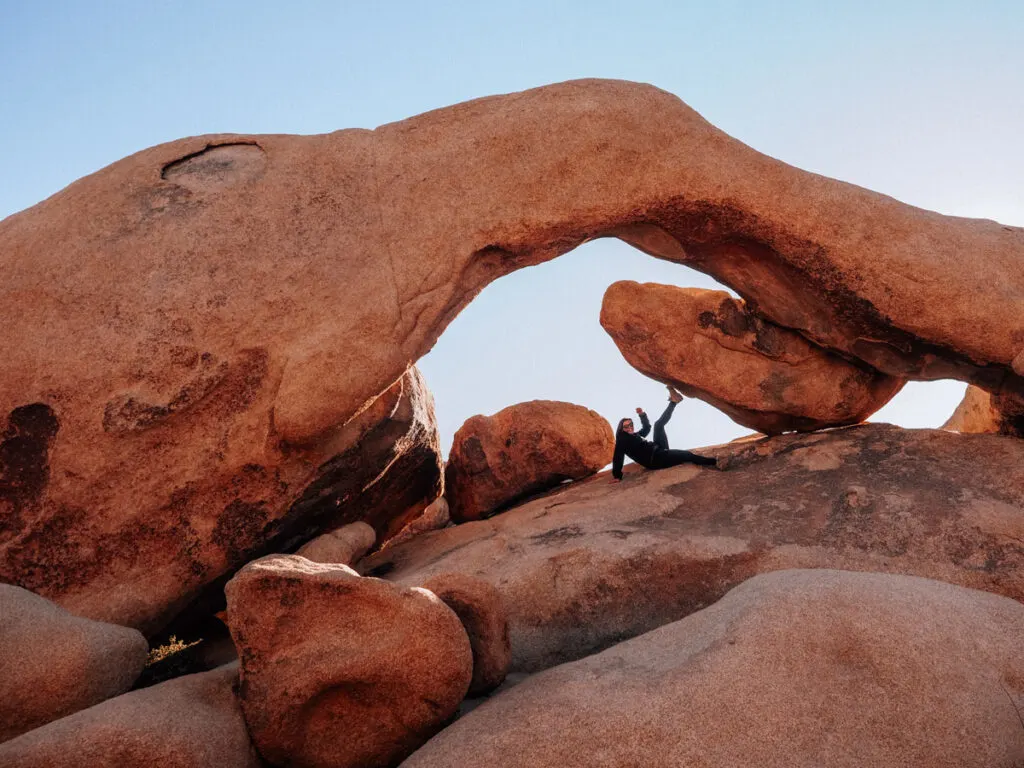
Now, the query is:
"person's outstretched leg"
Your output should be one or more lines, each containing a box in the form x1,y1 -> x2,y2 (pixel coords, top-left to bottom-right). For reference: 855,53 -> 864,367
650,448 -> 717,469
652,398 -> 678,450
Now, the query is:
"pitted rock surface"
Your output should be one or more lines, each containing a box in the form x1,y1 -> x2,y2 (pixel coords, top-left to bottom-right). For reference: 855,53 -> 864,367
601,282 -> 904,434
446,400 -> 614,523
225,555 -> 472,768
362,424 -> 1024,673
402,570 -> 1024,768
3,79 -> 1023,630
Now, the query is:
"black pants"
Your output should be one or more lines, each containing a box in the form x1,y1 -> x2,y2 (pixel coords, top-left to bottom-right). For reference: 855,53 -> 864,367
649,400 -> 717,468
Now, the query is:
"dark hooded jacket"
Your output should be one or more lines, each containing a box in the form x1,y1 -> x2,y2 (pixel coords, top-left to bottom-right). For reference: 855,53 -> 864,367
612,411 -> 655,479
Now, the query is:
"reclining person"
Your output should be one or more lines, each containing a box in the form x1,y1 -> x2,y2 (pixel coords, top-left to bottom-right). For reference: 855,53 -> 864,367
611,386 -> 722,483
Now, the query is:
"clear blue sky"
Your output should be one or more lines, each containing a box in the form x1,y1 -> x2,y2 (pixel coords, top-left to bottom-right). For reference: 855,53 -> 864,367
3,1 -> 1021,454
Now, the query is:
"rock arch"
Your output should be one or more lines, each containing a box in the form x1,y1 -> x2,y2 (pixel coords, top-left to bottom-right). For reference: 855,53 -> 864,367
2,78 -> 1022,630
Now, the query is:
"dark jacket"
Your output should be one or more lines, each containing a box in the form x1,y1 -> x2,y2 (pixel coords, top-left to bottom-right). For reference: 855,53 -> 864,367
612,411 -> 655,479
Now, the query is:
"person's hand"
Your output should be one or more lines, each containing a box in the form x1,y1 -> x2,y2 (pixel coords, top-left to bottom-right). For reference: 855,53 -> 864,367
635,407 -> 645,415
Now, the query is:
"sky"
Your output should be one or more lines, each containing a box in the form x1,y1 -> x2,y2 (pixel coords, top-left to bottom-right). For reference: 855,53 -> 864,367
2,1 -> 1022,454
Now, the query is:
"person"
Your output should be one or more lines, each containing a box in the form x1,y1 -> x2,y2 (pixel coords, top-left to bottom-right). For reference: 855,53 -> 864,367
610,386 -> 721,482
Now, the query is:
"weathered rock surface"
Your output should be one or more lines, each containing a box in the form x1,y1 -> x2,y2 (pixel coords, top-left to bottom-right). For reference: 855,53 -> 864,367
3,78 -> 1023,630
225,555 -> 472,768
601,282 -> 904,434
422,573 -> 511,696
446,401 -> 614,523
945,385 -> 1024,437
0,663 -> 260,768
387,496 -> 451,548
0,363 -> 440,635
0,584 -> 148,742
403,570 -> 1024,768
295,521 -> 376,566
361,423 -> 1024,672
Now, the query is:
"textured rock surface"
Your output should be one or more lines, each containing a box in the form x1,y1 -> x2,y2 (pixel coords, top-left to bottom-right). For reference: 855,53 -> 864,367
387,496 -> 451,548
295,521 -> 376,566
403,570 -> 1024,768
945,385 -> 1024,437
225,555 -> 472,768
601,282 -> 904,434
0,663 -> 260,768
446,401 -> 614,523
422,573 -> 511,696
362,423 -> 1024,672
3,78 -> 1023,631
0,364 -> 440,635
0,585 -> 148,742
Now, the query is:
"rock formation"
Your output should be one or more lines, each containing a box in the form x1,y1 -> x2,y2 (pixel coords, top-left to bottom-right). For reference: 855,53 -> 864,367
0,364 -> 440,635
362,423 -> 1024,672
944,385 -> 1024,437
3,78 -> 1022,634
601,282 -> 904,434
421,573 -> 511,696
225,555 -> 472,768
446,401 -> 614,523
0,663 -> 261,768
295,521 -> 376,566
0,585 -> 148,742
402,570 -> 1024,768
387,496 -> 451,548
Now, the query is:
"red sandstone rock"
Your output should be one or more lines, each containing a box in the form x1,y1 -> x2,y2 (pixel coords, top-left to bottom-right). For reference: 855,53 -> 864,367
3,79 -> 1023,632
446,401 -> 614,523
362,423 -> 1024,673
601,282 -> 903,434
295,521 -> 376,566
0,663 -> 260,768
944,385 -> 1024,437
402,570 -> 1024,768
0,585 -> 148,742
225,555 -> 472,768
421,573 -> 511,696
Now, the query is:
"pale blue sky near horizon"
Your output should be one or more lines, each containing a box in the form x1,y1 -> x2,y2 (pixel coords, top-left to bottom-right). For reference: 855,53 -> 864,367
2,1 -> 1022,454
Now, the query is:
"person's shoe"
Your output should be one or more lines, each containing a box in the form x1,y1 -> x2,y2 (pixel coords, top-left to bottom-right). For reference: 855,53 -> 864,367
667,386 -> 683,403
715,454 -> 731,471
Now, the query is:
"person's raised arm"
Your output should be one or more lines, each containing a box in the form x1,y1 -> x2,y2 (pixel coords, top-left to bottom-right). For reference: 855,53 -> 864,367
636,407 -> 651,438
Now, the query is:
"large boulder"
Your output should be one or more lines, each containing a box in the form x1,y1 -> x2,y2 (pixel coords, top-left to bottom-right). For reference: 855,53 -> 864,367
446,400 -> 614,523
600,282 -> 904,434
402,570 -> 1024,768
361,423 -> 1024,672
0,585 -> 148,742
0,663 -> 261,768
944,385 -> 1024,437
0,364 -> 440,635
3,79 -> 1023,629
225,555 -> 472,768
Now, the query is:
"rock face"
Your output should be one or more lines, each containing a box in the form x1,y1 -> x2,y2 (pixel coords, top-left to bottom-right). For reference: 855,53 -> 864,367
387,496 -> 451,548
3,79 -> 1023,629
0,663 -> 261,768
0,363 -> 440,635
421,573 -> 511,696
601,282 -> 904,434
225,555 -> 472,768
361,424 -> 1024,672
0,585 -> 149,742
945,385 -> 1024,437
446,401 -> 614,523
403,570 -> 1024,768
295,521 -> 376,566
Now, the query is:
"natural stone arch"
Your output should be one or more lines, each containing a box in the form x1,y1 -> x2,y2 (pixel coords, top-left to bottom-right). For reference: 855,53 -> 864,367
2,78 -> 1023,631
